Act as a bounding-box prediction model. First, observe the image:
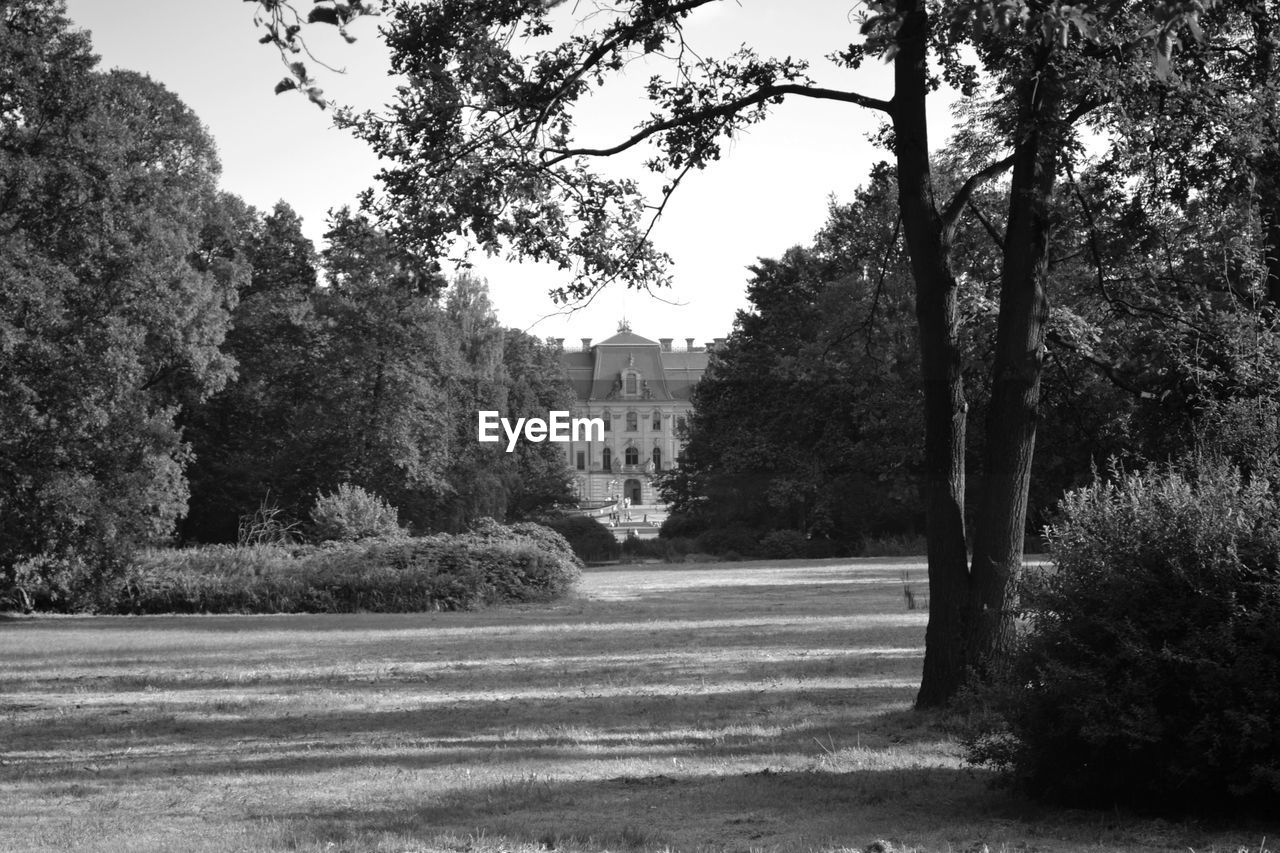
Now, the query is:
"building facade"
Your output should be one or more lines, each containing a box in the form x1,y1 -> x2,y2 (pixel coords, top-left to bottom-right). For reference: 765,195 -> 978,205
557,323 -> 713,507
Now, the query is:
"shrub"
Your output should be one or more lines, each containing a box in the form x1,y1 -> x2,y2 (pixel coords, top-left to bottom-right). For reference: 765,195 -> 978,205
659,512 -> 706,540
804,536 -> 851,558
858,532 -> 927,557
759,529 -> 808,559
309,483 -> 403,542
620,536 -> 670,560
968,458 -> 1280,813
81,520 -> 580,615
693,525 -> 761,557
539,515 -> 619,563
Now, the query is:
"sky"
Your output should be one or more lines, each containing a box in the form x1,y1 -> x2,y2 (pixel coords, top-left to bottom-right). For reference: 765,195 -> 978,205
62,1 -> 956,347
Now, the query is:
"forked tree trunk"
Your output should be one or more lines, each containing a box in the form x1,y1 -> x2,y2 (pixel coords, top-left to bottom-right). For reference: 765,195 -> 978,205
890,14 -> 1065,705
888,0 -> 974,708
967,67 -> 1060,675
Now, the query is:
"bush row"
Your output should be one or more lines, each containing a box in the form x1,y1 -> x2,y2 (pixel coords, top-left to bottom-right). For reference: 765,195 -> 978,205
657,518 -> 858,560
13,521 -> 581,615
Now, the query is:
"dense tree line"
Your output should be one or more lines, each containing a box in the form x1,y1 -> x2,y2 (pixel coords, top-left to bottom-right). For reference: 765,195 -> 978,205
662,144 -> 1280,554
0,2 -> 573,603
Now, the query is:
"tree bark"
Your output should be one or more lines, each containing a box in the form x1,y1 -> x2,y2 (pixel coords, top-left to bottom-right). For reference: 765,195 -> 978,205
888,0 -> 974,708
967,59 -> 1061,676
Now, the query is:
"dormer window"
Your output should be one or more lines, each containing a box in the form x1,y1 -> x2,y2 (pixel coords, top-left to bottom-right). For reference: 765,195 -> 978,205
625,373 -> 637,394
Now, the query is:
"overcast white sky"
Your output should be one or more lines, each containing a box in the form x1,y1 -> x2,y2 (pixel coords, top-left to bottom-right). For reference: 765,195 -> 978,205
62,1 -> 955,346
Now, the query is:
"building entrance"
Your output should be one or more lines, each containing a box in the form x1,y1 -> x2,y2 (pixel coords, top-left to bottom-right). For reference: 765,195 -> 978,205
624,478 -> 642,505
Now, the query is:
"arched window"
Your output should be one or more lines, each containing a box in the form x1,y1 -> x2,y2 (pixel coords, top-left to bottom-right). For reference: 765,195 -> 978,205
625,446 -> 639,466
651,410 -> 662,431
626,411 -> 638,431
652,447 -> 662,470
602,447 -> 612,471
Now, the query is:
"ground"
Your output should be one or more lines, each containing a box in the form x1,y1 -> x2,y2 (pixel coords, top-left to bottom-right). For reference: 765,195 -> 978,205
0,558 -> 1273,852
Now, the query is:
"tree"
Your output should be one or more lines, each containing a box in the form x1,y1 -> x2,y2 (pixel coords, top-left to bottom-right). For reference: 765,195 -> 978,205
181,199 -> 323,542
435,273 -> 575,530
1,2 -> 236,602
663,164 -> 928,548
252,0 -> 1216,705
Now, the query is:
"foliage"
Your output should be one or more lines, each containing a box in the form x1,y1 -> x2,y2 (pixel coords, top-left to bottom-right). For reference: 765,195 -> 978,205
247,0 -> 1233,706
658,165 -> 939,547
759,530 -> 809,560
1,4 -> 236,599
539,516 -> 619,563
969,458 -> 1280,812
237,494 -> 303,546
618,535 -> 673,561
309,483 -> 404,542
657,512 -> 706,540
182,200 -> 321,543
692,526 -> 762,559
182,213 -> 576,542
858,533 -> 930,558
18,520 -> 579,615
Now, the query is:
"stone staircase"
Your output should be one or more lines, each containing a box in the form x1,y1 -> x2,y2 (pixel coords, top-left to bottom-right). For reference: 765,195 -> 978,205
571,501 -> 669,541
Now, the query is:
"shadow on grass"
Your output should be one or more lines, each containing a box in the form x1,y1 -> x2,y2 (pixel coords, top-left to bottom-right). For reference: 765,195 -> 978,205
1,688 -> 958,781
256,765 -> 1032,852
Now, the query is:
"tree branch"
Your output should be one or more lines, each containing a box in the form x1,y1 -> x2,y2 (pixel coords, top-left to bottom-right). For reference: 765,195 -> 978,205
531,0 -> 723,132
542,83 -> 892,165
940,154 -> 1015,240
965,197 -> 1005,248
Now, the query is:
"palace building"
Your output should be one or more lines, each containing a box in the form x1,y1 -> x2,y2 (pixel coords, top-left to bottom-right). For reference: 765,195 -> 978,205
556,323 -> 716,507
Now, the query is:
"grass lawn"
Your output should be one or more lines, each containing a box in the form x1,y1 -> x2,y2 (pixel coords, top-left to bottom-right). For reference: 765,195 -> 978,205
1,557 -> 1274,852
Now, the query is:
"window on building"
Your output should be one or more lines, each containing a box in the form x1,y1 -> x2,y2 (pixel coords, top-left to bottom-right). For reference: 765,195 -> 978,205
625,446 -> 639,466
652,411 -> 661,431
625,373 -> 637,394
602,447 -> 612,470
626,411 -> 638,431
676,416 -> 687,435
652,447 -> 662,470
575,451 -> 585,471
602,411 -> 611,432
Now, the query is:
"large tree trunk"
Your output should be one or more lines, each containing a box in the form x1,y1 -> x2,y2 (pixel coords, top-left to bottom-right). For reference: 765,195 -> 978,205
889,0 -> 974,708
967,62 -> 1061,676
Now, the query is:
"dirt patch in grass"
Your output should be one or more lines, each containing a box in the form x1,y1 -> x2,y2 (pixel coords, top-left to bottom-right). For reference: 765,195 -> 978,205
0,557 -> 1273,852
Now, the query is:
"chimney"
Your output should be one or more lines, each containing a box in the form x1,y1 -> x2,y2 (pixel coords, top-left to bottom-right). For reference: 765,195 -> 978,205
552,337 -> 564,350
685,337 -> 695,351
659,338 -> 673,352
581,337 -> 592,350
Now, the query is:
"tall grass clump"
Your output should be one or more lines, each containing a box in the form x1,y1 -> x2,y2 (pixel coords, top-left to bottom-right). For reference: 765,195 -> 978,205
968,458 -> 1280,813
309,483 -> 403,542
